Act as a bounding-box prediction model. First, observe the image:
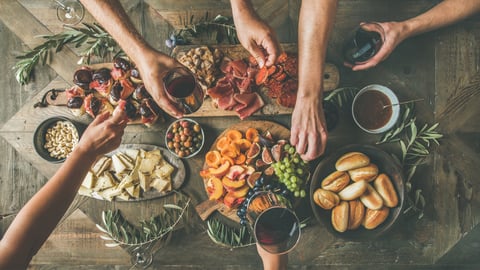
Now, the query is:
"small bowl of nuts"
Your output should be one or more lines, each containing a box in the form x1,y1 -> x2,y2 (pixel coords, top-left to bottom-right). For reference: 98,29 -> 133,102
33,117 -> 84,163
165,118 -> 204,158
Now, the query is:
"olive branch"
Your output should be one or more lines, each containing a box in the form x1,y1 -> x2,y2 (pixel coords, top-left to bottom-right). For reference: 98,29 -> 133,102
166,13 -> 238,48
96,192 -> 191,251
13,22 -> 121,85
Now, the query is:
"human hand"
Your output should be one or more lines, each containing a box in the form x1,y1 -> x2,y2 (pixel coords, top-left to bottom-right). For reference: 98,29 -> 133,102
345,21 -> 409,71
256,243 -> 288,270
232,6 -> 280,67
290,96 -> 328,161
76,105 -> 127,157
134,49 -> 186,118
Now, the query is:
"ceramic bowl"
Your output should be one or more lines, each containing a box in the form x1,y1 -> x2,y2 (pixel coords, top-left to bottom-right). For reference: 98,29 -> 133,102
352,84 -> 400,134
309,144 -> 405,240
33,117 -> 84,163
165,118 -> 204,158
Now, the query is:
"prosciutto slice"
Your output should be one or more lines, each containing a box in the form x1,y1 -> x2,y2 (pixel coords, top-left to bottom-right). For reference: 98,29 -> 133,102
207,57 -> 264,119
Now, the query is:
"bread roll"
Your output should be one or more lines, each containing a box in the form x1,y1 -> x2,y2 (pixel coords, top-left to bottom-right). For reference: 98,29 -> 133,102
348,200 -> 365,230
360,184 -> 384,210
338,180 -> 368,201
348,163 -> 379,182
331,201 -> 349,232
335,152 -> 370,171
313,188 -> 340,210
363,207 -> 389,229
321,171 -> 350,192
374,173 -> 398,207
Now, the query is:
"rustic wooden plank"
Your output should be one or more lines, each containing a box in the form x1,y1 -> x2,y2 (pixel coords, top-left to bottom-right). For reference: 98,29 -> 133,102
31,209 -> 130,266
432,18 -> 480,263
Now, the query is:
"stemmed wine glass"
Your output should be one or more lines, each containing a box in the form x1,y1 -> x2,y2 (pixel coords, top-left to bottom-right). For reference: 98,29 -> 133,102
54,0 -> 85,25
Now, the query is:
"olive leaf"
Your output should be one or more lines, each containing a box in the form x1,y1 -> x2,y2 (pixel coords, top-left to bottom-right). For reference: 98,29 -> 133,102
323,87 -> 360,110
96,192 -> 191,248
13,22 -> 121,85
206,218 -> 256,249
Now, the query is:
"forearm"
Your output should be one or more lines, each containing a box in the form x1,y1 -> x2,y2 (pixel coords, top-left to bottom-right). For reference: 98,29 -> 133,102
404,0 -> 480,37
0,147 -> 97,268
297,0 -> 337,99
230,0 -> 255,19
80,0 -> 155,62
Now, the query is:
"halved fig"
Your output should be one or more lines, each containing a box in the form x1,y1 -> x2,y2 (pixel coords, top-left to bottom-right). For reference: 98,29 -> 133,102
255,159 -> 268,169
270,144 -> 283,162
258,132 -> 274,147
261,147 -> 273,165
263,166 -> 275,176
246,142 -> 261,159
247,171 -> 262,188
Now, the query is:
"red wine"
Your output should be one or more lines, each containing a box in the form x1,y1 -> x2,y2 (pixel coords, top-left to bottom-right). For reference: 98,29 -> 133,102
255,207 -> 300,248
343,27 -> 383,64
166,75 -> 196,98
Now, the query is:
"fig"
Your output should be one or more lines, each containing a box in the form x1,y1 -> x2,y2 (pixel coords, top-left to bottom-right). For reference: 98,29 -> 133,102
246,142 -> 261,159
73,69 -> 92,90
258,131 -> 275,147
67,96 -> 83,109
270,143 -> 283,162
263,166 -> 274,176
92,68 -> 112,84
125,100 -> 138,119
261,147 -> 273,164
113,57 -> 131,71
255,159 -> 268,169
247,171 -> 262,188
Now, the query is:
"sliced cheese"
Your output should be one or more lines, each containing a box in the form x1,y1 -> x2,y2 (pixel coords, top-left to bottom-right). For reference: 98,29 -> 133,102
91,156 -> 111,176
150,177 -> 171,192
139,172 -> 151,192
117,153 -> 134,170
125,149 -> 139,161
112,154 -> 127,174
94,171 -> 116,191
81,171 -> 96,189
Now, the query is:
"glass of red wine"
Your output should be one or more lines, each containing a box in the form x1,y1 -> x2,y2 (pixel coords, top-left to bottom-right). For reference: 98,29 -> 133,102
163,67 -> 204,114
343,22 -> 385,65
246,191 -> 301,254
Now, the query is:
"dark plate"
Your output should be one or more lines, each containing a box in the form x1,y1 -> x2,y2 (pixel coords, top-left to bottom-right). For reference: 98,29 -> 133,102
309,144 -> 405,240
33,117 -> 85,163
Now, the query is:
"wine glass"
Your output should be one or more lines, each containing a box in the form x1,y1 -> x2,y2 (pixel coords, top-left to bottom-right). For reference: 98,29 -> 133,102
343,22 -> 385,65
55,0 -> 85,25
163,67 -> 204,114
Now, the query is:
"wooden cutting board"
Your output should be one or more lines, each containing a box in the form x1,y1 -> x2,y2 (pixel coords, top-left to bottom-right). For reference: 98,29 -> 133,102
172,44 -> 340,117
195,120 -> 290,222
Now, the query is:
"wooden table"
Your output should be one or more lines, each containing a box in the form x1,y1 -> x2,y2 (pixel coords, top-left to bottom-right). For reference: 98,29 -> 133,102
1,0 -> 480,269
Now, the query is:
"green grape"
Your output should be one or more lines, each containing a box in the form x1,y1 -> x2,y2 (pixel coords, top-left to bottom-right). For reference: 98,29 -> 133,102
294,190 -> 300,197
300,190 -> 306,198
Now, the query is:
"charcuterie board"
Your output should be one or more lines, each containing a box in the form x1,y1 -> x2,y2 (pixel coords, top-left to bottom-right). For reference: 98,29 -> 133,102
195,120 -> 290,222
172,43 -> 340,117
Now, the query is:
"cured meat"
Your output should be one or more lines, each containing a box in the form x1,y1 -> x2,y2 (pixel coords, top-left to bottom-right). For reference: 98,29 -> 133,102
206,57 -> 264,119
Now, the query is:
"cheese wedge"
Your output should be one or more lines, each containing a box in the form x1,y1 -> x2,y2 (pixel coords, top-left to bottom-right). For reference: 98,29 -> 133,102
92,156 -> 111,176
112,154 -> 127,174
81,171 -> 96,189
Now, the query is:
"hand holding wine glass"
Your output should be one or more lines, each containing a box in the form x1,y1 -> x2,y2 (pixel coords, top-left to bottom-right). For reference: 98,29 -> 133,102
344,21 -> 410,71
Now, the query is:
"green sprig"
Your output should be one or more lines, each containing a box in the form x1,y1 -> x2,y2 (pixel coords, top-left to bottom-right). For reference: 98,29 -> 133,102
13,22 -> 120,85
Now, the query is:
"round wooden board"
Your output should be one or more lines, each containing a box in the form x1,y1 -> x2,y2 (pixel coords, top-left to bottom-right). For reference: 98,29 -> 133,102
197,120 -> 290,223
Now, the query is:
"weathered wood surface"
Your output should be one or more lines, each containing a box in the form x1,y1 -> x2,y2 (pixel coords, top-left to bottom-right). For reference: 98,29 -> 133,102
0,0 -> 479,269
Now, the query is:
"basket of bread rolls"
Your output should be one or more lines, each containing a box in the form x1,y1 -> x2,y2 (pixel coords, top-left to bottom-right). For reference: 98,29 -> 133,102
310,144 -> 404,239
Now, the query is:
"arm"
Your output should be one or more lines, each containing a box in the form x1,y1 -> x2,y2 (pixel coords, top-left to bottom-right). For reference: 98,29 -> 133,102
80,0 -> 184,117
350,0 -> 480,70
290,0 -> 338,160
230,0 -> 281,67
257,243 -> 288,270
0,108 -> 127,269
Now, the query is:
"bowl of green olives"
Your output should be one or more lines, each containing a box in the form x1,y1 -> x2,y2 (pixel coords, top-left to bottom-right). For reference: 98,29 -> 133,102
165,118 -> 204,158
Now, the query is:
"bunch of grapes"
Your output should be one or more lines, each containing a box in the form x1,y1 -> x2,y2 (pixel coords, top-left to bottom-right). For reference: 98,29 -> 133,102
271,143 -> 309,198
